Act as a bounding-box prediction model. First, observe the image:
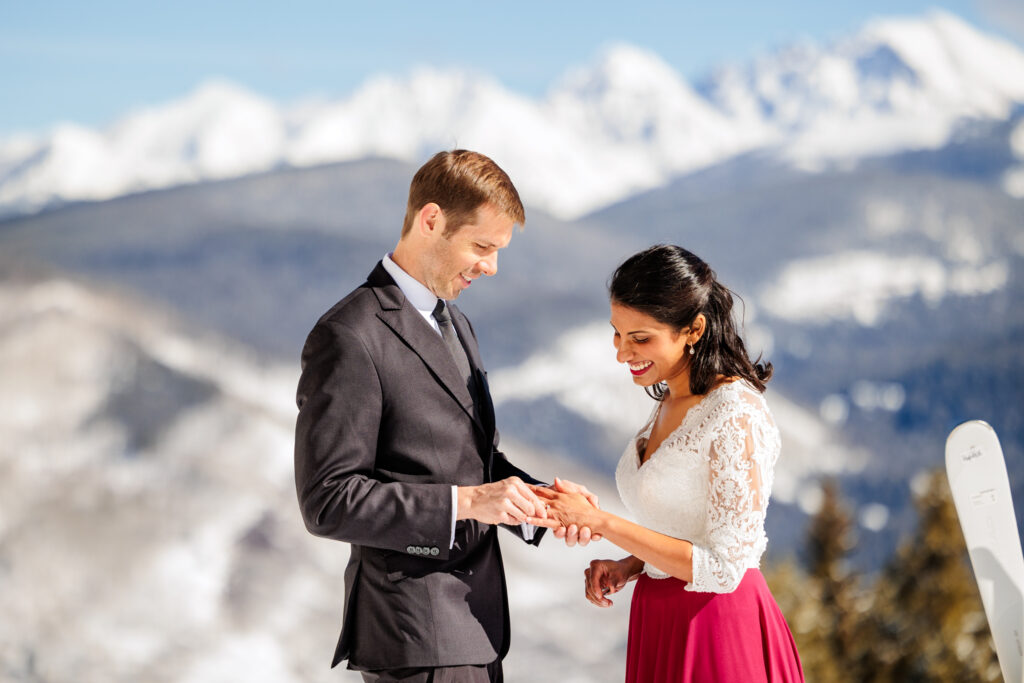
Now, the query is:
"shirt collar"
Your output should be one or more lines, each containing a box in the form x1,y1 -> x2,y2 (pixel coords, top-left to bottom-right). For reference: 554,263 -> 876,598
382,253 -> 440,313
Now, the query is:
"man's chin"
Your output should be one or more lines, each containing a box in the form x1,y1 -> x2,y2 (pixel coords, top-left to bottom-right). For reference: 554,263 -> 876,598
448,282 -> 470,299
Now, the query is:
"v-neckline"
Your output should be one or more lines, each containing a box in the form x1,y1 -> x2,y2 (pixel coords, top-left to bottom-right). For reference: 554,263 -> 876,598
635,382 -> 737,469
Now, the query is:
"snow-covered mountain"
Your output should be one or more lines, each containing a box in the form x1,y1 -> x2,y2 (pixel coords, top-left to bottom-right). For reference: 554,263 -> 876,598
2,11 -> 1023,220
698,11 -> 1024,170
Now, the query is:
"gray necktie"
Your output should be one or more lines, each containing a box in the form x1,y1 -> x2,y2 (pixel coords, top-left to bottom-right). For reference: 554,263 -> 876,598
433,299 -> 473,387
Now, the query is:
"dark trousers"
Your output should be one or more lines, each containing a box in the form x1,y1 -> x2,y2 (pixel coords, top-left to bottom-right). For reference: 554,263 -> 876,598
359,659 -> 502,683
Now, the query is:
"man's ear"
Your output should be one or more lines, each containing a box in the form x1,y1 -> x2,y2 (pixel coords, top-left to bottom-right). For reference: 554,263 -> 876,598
417,203 -> 446,238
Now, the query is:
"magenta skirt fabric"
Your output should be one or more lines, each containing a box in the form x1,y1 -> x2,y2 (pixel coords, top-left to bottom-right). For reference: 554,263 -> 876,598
625,569 -> 804,683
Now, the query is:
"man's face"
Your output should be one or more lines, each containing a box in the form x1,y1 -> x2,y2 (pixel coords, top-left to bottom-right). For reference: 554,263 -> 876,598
422,203 -> 515,300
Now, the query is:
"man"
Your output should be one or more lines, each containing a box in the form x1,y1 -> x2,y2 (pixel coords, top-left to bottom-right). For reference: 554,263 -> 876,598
294,150 -> 596,682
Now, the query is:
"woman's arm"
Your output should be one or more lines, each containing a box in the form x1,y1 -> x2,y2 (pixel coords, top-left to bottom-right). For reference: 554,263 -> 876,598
529,488 -> 696,583
531,395 -> 776,592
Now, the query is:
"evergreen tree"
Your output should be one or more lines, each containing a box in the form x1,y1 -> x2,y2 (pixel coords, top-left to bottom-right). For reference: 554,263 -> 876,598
804,478 -> 869,682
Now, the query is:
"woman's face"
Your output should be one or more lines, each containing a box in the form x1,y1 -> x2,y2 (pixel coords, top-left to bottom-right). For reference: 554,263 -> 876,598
610,302 -> 691,389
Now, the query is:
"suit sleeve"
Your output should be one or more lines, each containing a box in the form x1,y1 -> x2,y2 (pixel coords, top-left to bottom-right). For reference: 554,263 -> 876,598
294,320 -> 454,558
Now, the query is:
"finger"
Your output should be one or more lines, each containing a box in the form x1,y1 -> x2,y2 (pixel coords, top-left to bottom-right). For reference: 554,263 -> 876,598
577,526 -> 593,547
554,525 -> 566,539
594,579 -> 616,604
507,485 -> 543,519
503,498 -> 528,523
564,523 -> 579,548
584,571 -> 604,606
586,580 -> 613,608
553,477 -> 585,498
585,585 -> 608,607
529,485 -> 559,500
565,481 -> 599,509
514,483 -> 550,518
600,571 -> 623,595
588,561 -> 610,585
524,516 -> 562,529
591,533 -> 604,542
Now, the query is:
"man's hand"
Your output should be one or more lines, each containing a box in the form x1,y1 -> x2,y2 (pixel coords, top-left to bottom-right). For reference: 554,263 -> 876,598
457,476 -> 547,526
549,477 -> 603,547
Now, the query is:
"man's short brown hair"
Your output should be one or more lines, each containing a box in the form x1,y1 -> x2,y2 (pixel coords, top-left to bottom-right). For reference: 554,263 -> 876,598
401,150 -> 525,237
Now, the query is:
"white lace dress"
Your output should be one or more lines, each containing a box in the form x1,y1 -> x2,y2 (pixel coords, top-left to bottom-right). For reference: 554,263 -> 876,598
615,380 -> 780,592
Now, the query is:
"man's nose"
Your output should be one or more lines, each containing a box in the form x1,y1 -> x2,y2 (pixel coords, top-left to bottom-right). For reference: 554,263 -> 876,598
478,253 -> 497,276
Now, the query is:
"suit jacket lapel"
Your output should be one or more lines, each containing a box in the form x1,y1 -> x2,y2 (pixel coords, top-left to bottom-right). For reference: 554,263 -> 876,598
368,264 -> 481,429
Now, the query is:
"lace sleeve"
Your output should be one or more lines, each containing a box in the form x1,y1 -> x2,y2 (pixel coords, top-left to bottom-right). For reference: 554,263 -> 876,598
687,389 -> 778,593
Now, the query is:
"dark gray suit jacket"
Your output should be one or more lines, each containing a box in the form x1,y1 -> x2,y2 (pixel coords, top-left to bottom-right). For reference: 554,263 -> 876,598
294,262 -> 544,670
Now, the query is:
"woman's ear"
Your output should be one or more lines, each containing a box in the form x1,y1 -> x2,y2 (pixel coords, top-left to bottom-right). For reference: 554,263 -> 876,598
690,313 -> 707,345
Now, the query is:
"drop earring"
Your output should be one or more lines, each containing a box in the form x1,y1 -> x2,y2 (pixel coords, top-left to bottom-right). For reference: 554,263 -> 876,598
689,343 -> 695,356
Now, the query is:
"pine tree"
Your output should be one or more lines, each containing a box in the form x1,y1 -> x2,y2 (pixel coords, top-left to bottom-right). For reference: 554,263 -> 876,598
804,478 -> 868,682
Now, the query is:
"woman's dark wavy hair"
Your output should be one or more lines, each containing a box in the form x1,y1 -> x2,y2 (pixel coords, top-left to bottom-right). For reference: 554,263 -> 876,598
609,244 -> 772,400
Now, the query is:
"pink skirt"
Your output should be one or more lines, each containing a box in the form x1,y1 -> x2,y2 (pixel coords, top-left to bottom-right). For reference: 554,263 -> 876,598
626,569 -> 804,683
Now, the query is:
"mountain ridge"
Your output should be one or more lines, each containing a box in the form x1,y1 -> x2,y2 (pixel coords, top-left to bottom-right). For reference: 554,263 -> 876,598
2,11 -> 1023,220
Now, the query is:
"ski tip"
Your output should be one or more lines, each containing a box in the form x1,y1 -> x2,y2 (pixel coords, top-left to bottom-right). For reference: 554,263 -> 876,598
945,419 -> 1003,472
946,419 -> 995,444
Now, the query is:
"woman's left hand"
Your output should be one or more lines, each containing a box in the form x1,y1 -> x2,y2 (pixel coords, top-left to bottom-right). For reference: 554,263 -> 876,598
526,482 -> 605,534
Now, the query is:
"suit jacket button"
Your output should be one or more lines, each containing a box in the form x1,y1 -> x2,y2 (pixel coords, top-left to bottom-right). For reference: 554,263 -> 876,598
406,545 -> 416,554
430,547 -> 439,556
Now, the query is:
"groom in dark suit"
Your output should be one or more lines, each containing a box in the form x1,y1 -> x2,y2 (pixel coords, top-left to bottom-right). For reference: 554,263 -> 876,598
295,150 -> 596,682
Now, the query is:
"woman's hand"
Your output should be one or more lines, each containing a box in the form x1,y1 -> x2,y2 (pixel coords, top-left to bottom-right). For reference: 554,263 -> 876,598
527,482 -> 605,531
548,477 -> 603,545
585,557 -> 641,607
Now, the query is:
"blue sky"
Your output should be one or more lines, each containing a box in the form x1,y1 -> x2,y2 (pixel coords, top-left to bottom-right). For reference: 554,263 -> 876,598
2,1 -> 1022,136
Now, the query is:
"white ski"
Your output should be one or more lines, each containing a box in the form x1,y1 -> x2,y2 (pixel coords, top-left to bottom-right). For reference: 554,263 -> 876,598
946,420 -> 1024,683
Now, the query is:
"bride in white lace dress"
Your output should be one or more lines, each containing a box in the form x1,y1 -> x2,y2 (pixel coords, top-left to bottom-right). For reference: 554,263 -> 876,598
531,245 -> 804,682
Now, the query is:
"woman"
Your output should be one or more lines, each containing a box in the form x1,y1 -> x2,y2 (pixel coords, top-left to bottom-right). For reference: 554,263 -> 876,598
530,245 -> 804,682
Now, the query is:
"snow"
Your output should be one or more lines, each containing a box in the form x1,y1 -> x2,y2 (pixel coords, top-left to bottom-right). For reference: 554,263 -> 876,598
706,10 -> 1024,169
859,503 -> 890,531
760,251 -> 1009,325
1004,119 -> 1024,198
819,394 -> 850,425
2,12 -> 1022,220
1004,166 -> 1024,198
864,10 -> 1024,111
850,381 -> 907,412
